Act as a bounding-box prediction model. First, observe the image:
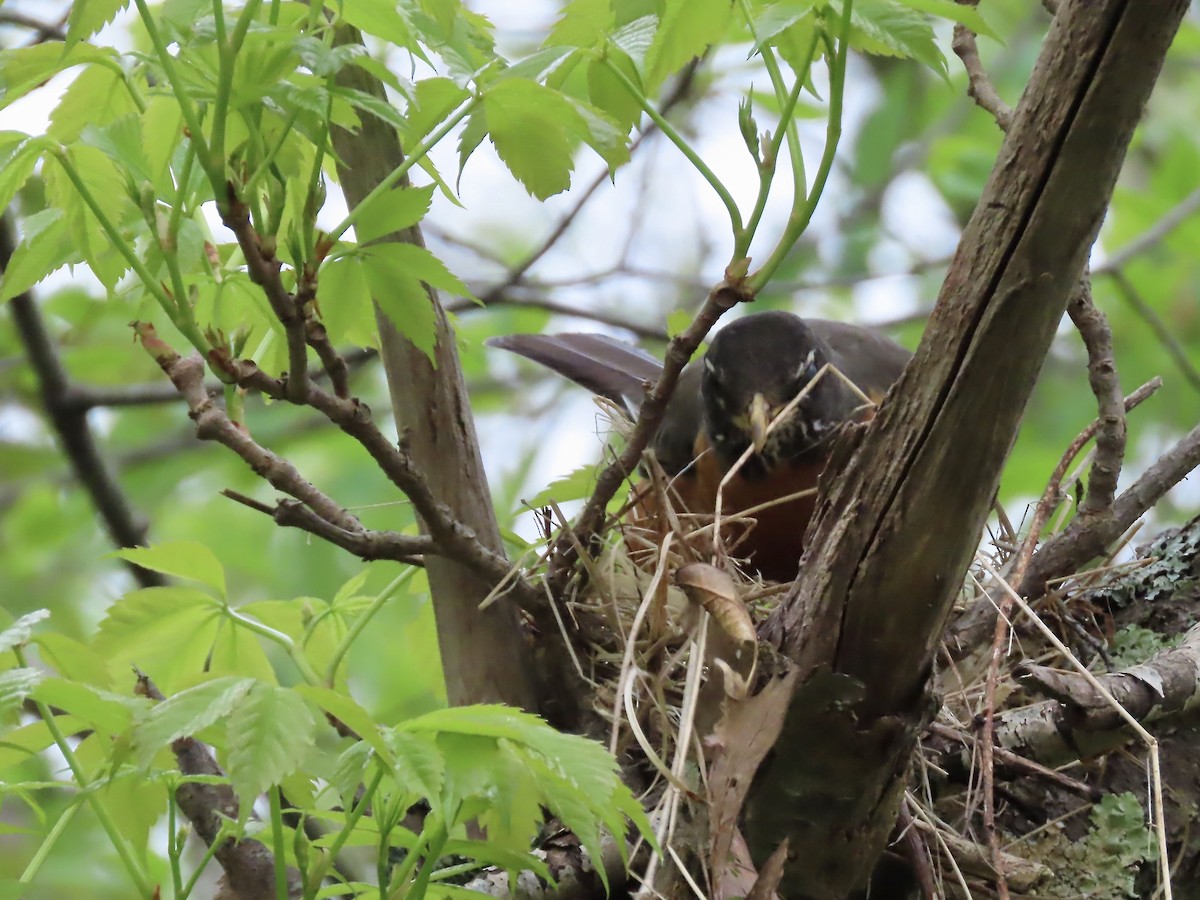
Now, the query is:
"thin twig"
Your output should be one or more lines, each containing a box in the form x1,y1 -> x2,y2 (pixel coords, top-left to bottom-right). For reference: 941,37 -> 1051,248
546,280 -> 752,594
1067,279 -> 1125,517
952,10 -> 1014,131
1107,270 -> 1200,393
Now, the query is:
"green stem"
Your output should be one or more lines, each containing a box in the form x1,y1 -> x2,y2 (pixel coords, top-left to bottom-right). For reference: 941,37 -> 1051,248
19,795 -> 82,884
243,106 -> 303,196
748,1 -> 852,292
405,822 -> 449,900
327,98 -> 479,243
305,763 -> 385,894
325,569 -> 417,685
222,604 -> 323,686
131,0 -> 220,190
168,143 -> 197,247
51,148 -> 211,353
211,0 -> 265,194
269,786 -> 290,900
180,817 -> 228,899
737,75 -> 805,258
14,648 -> 153,898
737,25 -> 820,256
601,54 -> 744,238
168,794 -> 185,899
385,812 -> 438,898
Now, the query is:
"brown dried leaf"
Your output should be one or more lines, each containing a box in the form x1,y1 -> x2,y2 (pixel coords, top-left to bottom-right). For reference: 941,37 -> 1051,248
676,562 -> 756,645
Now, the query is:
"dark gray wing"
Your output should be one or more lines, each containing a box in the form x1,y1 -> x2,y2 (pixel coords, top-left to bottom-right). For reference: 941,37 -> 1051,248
808,319 -> 912,397
487,331 -> 704,476
486,332 -> 664,409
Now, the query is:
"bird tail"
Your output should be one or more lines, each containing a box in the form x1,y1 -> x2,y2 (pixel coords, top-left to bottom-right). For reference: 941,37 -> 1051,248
486,333 -> 664,410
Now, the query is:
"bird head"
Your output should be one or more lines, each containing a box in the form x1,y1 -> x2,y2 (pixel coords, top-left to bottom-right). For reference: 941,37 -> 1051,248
699,311 -> 854,476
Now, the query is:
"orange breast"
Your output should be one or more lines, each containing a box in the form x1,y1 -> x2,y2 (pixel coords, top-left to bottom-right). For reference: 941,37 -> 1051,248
628,439 -> 824,582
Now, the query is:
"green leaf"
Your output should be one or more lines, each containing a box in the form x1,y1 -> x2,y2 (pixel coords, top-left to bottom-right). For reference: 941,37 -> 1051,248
586,53 -> 642,133
368,269 -> 438,365
47,64 -> 137,143
0,209 -> 73,303
403,77 -> 471,143
356,185 -> 436,245
0,42 -> 116,111
483,78 -> 585,200
546,0 -> 614,48
338,0 -> 420,55
33,633 -> 112,688
66,0 -> 129,46
33,679 -> 145,735
226,682 -> 316,806
386,729 -> 445,801
0,669 -> 42,722
363,241 -> 469,296
751,2 -> 819,56
318,255 -> 377,348
644,0 -> 732,89
133,675 -> 256,764
112,541 -> 227,596
898,0 -> 996,39
0,610 -> 49,654
456,109 -> 489,186
141,95 -> 185,196
295,685 -> 394,764
81,117 -> 153,188
208,620 -> 278,684
836,0 -> 947,77
0,716 -> 87,771
0,135 -> 43,216
93,587 -> 221,693
527,464 -> 597,507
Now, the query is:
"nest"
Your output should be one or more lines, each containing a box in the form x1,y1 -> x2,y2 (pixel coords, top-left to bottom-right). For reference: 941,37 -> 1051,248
538,395 -> 1185,897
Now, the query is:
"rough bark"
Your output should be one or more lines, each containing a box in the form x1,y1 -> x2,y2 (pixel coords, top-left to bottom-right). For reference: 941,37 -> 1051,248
734,2 -> 1190,896
328,28 -> 542,713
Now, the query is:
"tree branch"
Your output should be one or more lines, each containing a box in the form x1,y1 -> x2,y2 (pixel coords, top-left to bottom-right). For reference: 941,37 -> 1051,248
745,3 -> 1188,894
546,279 -> 751,594
2,214 -> 164,589
135,673 -> 296,900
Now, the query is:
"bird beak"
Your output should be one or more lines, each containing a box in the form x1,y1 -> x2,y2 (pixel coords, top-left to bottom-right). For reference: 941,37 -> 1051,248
749,393 -> 770,454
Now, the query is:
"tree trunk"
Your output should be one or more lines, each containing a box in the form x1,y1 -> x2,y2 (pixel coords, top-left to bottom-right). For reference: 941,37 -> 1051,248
725,2 -> 1191,896
330,28 -> 540,712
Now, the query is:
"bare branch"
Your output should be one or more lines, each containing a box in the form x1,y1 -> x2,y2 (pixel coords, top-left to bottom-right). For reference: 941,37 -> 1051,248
1095,184 -> 1200,274
136,674 -> 297,900
1107,269 -> 1200,393
447,292 -> 669,341
946,378 -> 1163,658
1020,419 -> 1200,598
952,14 -> 1014,131
1067,280 -> 1126,516
2,214 -> 164,589
221,490 -> 429,565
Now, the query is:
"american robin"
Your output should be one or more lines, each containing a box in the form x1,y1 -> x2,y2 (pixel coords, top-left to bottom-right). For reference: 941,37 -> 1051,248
489,310 -> 911,581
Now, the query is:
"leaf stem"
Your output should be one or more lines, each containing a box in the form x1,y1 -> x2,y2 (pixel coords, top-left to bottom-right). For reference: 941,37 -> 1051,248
131,0 -> 221,191
15,647 -> 154,898
50,148 -> 211,353
327,98 -> 479,243
325,568 -> 417,686
211,0 -> 265,192
749,2 -> 852,292
601,53 -> 744,238
222,604 -> 323,686
305,762 -> 385,893
269,785 -> 290,900
19,795 -> 82,884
